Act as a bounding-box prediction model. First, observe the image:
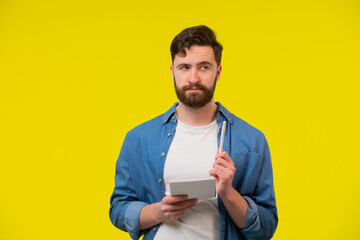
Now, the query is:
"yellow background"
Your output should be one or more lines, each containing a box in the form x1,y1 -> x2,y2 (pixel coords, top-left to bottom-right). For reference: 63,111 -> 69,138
1,0 -> 359,239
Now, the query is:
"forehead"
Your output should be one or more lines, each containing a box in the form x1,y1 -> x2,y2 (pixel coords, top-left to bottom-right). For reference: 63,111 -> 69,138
173,45 -> 216,65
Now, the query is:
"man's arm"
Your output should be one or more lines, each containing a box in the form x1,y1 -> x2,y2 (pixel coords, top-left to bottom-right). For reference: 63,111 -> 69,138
209,146 -> 278,239
109,134 -> 149,240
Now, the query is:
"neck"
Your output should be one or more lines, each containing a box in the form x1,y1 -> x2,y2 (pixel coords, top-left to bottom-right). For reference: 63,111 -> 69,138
176,101 -> 218,126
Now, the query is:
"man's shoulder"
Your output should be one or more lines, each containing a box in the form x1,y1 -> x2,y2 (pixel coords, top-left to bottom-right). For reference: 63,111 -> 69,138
230,114 -> 264,137
227,112 -> 268,152
126,103 -> 177,138
126,113 -> 165,138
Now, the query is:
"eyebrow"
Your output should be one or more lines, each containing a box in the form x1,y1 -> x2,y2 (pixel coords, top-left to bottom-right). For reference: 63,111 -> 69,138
176,61 -> 213,69
176,63 -> 190,69
197,61 -> 213,67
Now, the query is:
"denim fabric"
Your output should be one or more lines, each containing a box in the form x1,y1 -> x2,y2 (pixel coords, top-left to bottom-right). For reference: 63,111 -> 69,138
109,102 -> 278,240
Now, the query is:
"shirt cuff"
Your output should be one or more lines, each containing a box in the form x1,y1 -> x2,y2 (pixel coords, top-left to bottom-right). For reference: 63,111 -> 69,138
125,201 -> 148,240
243,196 -> 261,231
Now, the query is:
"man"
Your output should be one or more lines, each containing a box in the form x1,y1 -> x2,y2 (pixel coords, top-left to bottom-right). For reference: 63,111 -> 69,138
109,25 -> 278,240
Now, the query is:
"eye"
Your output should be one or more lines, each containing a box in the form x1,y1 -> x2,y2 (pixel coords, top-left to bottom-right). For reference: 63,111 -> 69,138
200,65 -> 209,70
178,65 -> 190,70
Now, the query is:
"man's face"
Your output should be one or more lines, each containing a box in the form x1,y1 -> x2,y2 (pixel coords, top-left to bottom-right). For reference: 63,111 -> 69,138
171,45 -> 222,108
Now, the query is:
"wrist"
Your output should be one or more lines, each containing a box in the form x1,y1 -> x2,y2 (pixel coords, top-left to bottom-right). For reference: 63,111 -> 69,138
139,202 -> 163,230
152,202 -> 163,223
218,186 -> 236,200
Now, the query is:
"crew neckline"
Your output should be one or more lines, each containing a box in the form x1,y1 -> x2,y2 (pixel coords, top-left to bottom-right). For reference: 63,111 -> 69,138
177,119 -> 218,132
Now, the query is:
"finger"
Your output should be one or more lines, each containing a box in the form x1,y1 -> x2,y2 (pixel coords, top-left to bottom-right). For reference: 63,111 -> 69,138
213,159 -> 235,169
210,165 -> 234,181
161,199 -> 197,216
214,163 -> 235,175
215,151 -> 234,165
162,198 -> 197,212
209,168 -> 224,179
213,159 -> 236,170
221,151 -> 233,163
162,194 -> 188,204
170,198 -> 197,211
172,200 -> 197,212
209,169 -> 219,181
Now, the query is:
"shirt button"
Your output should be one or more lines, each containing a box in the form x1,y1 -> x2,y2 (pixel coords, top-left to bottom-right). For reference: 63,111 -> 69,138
161,152 -> 165,157
153,227 -> 156,231
172,116 -> 175,120
228,118 -> 231,121
158,179 -> 162,183
168,133 -> 172,137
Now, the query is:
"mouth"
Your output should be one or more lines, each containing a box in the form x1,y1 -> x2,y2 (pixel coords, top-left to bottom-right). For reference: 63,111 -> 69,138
186,88 -> 202,92
186,86 -> 203,91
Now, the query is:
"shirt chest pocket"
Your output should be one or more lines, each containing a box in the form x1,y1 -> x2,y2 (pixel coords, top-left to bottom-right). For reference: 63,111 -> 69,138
231,152 -> 264,195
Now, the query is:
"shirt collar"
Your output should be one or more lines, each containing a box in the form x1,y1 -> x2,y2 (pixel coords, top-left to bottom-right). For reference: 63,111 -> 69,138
162,102 -> 179,124
162,102 -> 233,125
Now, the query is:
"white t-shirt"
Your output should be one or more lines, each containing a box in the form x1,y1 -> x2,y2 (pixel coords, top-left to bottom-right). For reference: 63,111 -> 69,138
154,119 -> 220,240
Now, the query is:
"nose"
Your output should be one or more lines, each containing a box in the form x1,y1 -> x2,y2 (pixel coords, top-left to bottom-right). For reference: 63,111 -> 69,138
188,69 -> 200,84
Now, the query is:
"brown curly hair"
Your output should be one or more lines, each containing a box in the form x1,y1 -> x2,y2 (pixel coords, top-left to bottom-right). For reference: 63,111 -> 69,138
170,25 -> 223,66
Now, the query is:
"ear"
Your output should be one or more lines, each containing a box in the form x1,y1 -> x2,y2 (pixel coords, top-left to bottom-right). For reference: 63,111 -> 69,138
170,64 -> 175,80
216,65 -> 222,81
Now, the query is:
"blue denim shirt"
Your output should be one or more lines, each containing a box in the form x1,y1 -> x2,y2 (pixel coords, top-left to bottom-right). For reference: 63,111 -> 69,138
109,102 -> 278,240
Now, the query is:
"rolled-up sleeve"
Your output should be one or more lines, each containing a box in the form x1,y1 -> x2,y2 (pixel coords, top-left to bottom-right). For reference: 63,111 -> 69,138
243,196 -> 260,231
125,201 -> 148,239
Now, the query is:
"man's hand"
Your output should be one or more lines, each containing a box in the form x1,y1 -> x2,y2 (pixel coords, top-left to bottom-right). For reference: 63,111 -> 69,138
139,195 -> 197,230
209,150 -> 236,198
155,195 -> 197,222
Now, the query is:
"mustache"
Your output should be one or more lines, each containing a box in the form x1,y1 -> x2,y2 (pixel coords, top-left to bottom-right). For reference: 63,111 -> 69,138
183,83 -> 206,90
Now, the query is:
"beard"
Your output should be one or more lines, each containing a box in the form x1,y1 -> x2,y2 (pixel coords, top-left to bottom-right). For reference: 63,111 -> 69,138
174,77 -> 217,108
